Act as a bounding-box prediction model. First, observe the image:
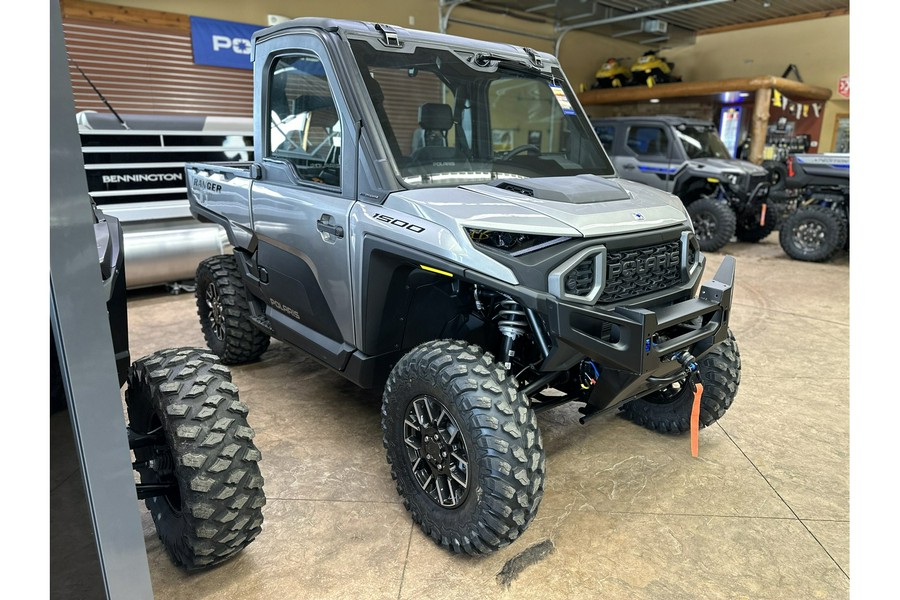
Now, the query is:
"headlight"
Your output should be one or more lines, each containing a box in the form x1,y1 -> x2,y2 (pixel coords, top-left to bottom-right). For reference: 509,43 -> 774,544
466,228 -> 567,256
548,247 -> 606,304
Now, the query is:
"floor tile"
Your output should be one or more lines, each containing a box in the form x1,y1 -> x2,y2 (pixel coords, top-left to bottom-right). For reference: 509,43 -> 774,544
145,498 -> 412,600
399,509 -> 848,600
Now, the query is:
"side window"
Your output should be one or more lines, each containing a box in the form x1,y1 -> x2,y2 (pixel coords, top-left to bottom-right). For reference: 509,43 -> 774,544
267,53 -> 341,187
626,126 -> 670,159
594,125 -> 615,147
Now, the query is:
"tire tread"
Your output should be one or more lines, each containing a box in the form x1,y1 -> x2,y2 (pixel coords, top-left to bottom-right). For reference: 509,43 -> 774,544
126,347 -> 266,570
196,255 -> 270,365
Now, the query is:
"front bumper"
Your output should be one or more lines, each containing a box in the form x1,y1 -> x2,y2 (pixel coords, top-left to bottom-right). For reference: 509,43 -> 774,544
542,256 -> 735,410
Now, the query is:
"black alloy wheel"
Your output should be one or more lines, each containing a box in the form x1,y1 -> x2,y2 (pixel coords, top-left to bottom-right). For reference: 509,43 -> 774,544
204,280 -> 226,342
403,395 -> 470,508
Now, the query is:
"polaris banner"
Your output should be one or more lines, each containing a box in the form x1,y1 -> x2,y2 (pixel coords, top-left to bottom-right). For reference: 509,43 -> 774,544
190,16 -> 263,70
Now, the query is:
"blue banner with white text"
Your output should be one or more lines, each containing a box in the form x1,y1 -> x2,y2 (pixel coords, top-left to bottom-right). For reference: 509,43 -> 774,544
190,16 -> 263,70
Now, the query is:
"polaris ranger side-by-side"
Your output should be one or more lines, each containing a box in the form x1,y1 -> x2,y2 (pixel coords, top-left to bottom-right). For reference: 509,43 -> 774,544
593,116 -> 774,252
186,19 -> 741,556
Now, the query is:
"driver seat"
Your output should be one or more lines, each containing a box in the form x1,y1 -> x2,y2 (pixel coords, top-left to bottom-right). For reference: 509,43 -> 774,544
410,103 -> 459,164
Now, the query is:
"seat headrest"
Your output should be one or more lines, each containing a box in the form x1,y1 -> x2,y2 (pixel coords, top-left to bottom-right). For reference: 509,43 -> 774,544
418,103 -> 453,131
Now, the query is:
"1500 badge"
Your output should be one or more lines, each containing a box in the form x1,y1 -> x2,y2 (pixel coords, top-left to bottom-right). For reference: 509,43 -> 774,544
372,213 -> 425,234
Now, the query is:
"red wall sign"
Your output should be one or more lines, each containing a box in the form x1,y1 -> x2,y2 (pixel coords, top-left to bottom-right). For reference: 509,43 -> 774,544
838,74 -> 849,98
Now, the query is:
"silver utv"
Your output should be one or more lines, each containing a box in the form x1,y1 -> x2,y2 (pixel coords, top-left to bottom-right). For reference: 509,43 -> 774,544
188,19 -> 741,557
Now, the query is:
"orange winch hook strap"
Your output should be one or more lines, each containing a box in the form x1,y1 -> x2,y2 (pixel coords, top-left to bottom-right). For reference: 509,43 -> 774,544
690,382 -> 704,458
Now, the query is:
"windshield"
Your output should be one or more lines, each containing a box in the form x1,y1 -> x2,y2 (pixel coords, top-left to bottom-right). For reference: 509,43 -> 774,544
349,39 -> 615,187
675,125 -> 733,159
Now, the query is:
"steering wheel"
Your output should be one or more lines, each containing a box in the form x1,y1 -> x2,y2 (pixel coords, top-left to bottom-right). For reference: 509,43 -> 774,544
498,144 -> 540,160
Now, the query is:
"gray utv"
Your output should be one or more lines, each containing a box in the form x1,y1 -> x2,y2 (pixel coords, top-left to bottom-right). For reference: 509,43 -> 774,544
593,115 -> 773,251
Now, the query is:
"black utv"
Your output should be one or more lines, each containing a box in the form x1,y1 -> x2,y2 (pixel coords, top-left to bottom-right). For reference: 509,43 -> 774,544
766,153 -> 849,262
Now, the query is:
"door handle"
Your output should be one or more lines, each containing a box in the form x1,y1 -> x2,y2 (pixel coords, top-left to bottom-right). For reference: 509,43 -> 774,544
316,216 -> 344,239
622,163 -> 636,170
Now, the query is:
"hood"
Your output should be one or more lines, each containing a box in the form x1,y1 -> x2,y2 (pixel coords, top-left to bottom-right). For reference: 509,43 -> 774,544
384,174 -> 689,239
685,158 -> 767,176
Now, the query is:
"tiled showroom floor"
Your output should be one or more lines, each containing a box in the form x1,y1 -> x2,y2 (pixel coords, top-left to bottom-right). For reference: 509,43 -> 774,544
53,236 -> 850,599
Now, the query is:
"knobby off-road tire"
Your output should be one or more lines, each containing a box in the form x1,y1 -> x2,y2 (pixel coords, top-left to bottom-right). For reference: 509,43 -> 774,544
620,330 -> 741,434
687,197 -> 737,252
765,161 -> 788,193
196,255 -> 269,364
779,205 -> 848,262
735,204 -> 778,243
126,347 -> 266,570
382,340 -> 545,555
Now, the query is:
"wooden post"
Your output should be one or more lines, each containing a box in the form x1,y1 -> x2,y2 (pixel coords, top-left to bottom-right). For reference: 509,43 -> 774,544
750,87 -> 772,165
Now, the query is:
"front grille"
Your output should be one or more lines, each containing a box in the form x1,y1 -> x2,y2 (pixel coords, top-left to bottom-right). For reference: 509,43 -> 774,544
748,174 -> 769,196
565,258 -> 595,296
598,240 -> 682,303
749,174 -> 768,187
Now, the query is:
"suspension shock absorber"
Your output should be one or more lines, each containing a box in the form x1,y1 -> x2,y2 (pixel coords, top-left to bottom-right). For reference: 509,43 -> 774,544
497,298 -> 528,370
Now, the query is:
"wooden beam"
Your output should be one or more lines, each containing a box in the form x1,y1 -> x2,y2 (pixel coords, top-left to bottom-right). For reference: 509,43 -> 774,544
698,9 -> 848,36
578,76 -> 832,106
749,87 -> 771,165
60,0 -> 191,32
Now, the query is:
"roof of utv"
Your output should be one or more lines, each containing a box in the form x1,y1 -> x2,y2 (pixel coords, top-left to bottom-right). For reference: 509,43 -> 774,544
593,115 -> 715,128
252,17 -> 558,67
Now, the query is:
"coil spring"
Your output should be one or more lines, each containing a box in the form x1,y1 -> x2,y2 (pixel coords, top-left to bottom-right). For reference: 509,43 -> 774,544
497,299 -> 528,339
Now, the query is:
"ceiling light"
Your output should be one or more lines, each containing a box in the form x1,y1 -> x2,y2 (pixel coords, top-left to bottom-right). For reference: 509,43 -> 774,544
650,98 -> 660,104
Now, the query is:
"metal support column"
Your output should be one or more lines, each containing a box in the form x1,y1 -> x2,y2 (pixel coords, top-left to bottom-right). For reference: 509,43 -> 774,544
49,0 -> 154,597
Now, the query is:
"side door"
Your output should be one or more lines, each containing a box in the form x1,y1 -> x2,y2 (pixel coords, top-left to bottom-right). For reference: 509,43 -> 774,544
250,38 -> 358,368
616,122 -> 678,192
